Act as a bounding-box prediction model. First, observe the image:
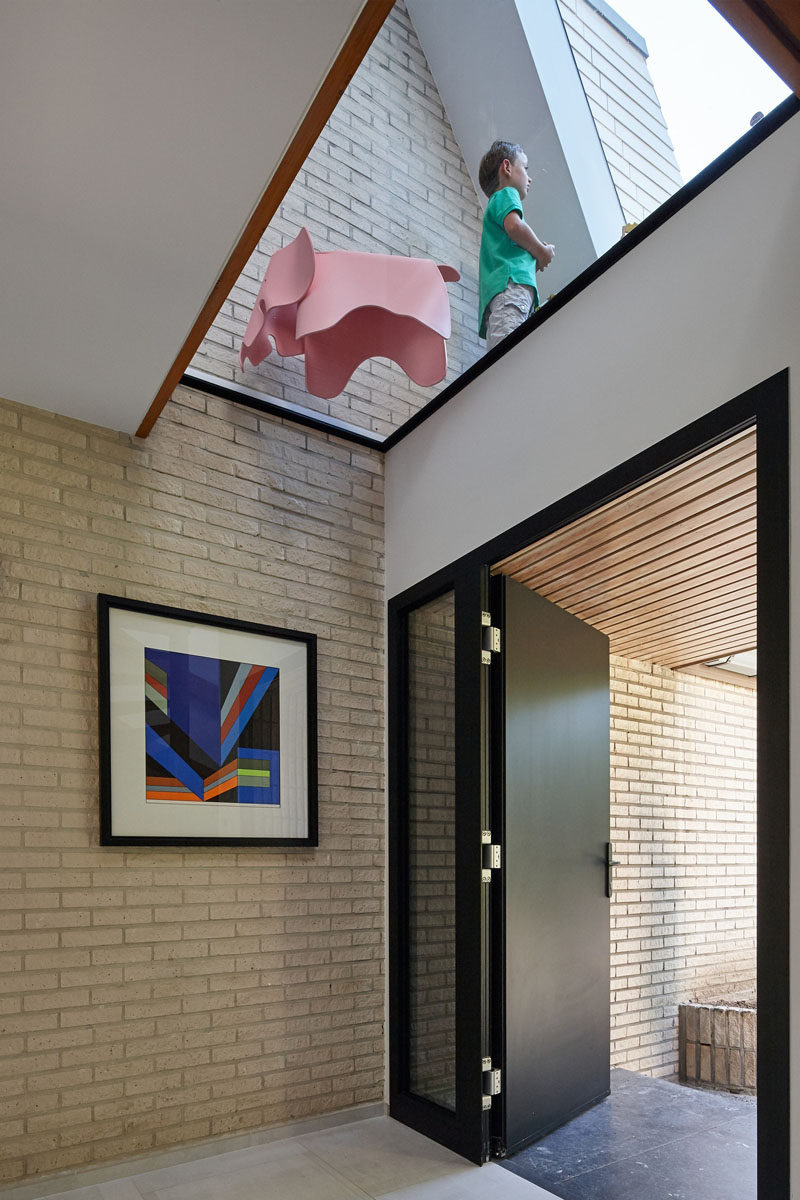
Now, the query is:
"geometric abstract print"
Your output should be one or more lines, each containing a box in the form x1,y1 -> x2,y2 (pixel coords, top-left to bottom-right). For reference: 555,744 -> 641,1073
143,648 -> 280,805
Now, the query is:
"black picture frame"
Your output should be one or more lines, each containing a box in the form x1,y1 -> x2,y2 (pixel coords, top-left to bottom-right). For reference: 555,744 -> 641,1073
98,594 -> 318,846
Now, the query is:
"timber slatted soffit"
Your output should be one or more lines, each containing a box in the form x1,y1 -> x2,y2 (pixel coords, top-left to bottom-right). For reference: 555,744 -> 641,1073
493,429 -> 756,670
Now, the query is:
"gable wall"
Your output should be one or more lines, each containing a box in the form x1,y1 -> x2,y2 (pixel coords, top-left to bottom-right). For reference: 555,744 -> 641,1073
192,0 -> 485,438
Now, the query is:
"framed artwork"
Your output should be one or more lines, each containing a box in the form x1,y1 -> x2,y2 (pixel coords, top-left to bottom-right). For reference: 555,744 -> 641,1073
97,594 -> 317,846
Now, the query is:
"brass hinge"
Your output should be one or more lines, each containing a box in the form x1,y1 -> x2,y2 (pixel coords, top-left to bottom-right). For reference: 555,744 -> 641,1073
482,1057 -> 502,1108
481,829 -> 501,882
481,610 -> 501,665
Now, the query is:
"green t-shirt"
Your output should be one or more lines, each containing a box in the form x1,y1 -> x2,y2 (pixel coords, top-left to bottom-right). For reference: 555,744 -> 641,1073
478,186 -> 539,337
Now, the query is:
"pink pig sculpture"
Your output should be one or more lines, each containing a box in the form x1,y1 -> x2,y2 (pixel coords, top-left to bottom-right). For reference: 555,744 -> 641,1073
238,227 -> 460,400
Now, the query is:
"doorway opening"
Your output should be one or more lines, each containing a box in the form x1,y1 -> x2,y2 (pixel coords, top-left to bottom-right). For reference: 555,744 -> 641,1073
492,426 -> 759,1198
387,371 -> 788,1196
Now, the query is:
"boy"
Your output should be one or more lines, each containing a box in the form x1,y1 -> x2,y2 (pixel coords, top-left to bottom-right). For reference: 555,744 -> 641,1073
478,140 -> 555,351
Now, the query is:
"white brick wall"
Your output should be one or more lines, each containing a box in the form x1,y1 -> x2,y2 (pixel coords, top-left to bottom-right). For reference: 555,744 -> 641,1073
610,656 -> 756,1078
558,0 -> 684,223
193,0 -> 485,438
0,389 -> 385,1183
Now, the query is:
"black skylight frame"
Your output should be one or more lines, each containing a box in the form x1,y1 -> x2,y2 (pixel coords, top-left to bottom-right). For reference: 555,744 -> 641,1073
182,94 -> 799,454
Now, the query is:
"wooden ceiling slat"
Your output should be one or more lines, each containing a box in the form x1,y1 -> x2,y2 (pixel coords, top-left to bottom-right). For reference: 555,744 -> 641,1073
671,640 -> 759,671
614,613 -> 757,659
561,537 -> 755,619
622,626 -> 758,669
625,637 -> 757,669
493,430 -> 755,576
502,457 -> 755,582
570,558 -> 757,625
515,487 -> 755,593
674,662 -> 756,690
545,520 -> 756,609
602,589 -> 756,644
663,631 -> 758,669
614,606 -> 757,649
596,576 -> 756,635
495,429 -> 757,669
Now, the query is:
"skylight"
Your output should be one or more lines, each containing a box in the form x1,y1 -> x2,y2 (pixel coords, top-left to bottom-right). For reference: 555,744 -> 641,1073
187,0 -> 793,446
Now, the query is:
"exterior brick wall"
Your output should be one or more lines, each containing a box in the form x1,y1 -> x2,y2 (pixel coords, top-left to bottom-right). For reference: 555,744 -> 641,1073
558,0 -> 684,223
193,0 -> 485,438
0,388 -> 385,1184
609,656 -> 757,1078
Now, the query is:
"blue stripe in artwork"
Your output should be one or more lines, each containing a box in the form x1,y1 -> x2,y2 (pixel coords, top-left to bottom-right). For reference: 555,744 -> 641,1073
237,751 -> 280,805
146,647 -> 222,765
220,662 -> 251,724
220,667 -> 278,761
237,787 -> 280,805
145,725 -> 205,799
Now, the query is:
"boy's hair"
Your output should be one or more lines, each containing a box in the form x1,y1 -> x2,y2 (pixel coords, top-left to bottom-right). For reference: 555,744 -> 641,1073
478,140 -> 524,197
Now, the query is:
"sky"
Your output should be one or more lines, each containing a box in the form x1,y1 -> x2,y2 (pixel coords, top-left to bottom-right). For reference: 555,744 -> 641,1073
602,0 -> 791,181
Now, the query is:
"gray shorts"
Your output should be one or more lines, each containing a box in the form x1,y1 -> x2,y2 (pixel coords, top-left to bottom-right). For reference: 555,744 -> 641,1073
484,282 -> 535,351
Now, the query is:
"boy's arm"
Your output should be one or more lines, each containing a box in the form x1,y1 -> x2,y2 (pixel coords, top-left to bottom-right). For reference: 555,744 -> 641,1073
503,211 -> 555,271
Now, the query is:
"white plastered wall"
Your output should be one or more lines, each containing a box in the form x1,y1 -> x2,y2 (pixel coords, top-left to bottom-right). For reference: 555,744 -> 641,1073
385,109 -> 800,1188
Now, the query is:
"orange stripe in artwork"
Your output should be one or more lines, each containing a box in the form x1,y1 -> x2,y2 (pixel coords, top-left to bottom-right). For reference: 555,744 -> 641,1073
220,665 -> 264,742
146,790 -> 200,801
204,777 -> 239,801
144,675 -> 168,698
204,762 -> 238,787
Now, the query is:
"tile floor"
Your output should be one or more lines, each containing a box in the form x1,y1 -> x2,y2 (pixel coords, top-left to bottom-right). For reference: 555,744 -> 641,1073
501,1068 -> 757,1200
25,1070 -> 758,1200
39,1116 -> 557,1200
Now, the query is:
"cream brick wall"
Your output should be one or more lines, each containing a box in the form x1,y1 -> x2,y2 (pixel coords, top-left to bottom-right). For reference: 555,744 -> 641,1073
0,389 -> 385,1184
610,656 -> 757,1078
193,0 -> 485,438
558,0 -> 684,223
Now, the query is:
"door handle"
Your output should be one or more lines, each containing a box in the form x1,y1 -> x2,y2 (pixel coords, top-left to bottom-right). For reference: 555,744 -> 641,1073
606,842 -> 621,898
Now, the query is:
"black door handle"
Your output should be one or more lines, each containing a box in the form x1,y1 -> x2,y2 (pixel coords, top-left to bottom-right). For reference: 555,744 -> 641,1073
606,842 -> 621,898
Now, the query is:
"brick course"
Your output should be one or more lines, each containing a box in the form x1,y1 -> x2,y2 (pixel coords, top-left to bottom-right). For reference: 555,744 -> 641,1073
0,388 -> 385,1183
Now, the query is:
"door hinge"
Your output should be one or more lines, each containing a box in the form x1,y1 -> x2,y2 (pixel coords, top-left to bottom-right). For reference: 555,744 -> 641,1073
481,830 -> 501,882
481,610 -> 501,665
482,1057 -> 502,1108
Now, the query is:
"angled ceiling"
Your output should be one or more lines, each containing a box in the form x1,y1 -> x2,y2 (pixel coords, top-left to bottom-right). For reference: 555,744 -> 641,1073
0,0 -> 377,434
494,429 -> 756,670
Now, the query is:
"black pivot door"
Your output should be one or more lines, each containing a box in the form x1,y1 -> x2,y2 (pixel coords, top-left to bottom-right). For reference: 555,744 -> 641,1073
494,576 -> 611,1155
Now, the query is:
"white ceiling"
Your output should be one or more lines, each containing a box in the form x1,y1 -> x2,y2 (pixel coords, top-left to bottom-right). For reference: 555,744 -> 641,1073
0,0 -> 366,434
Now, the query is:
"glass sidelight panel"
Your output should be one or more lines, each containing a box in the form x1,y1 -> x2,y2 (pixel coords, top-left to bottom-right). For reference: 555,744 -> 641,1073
407,590 -> 457,1110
